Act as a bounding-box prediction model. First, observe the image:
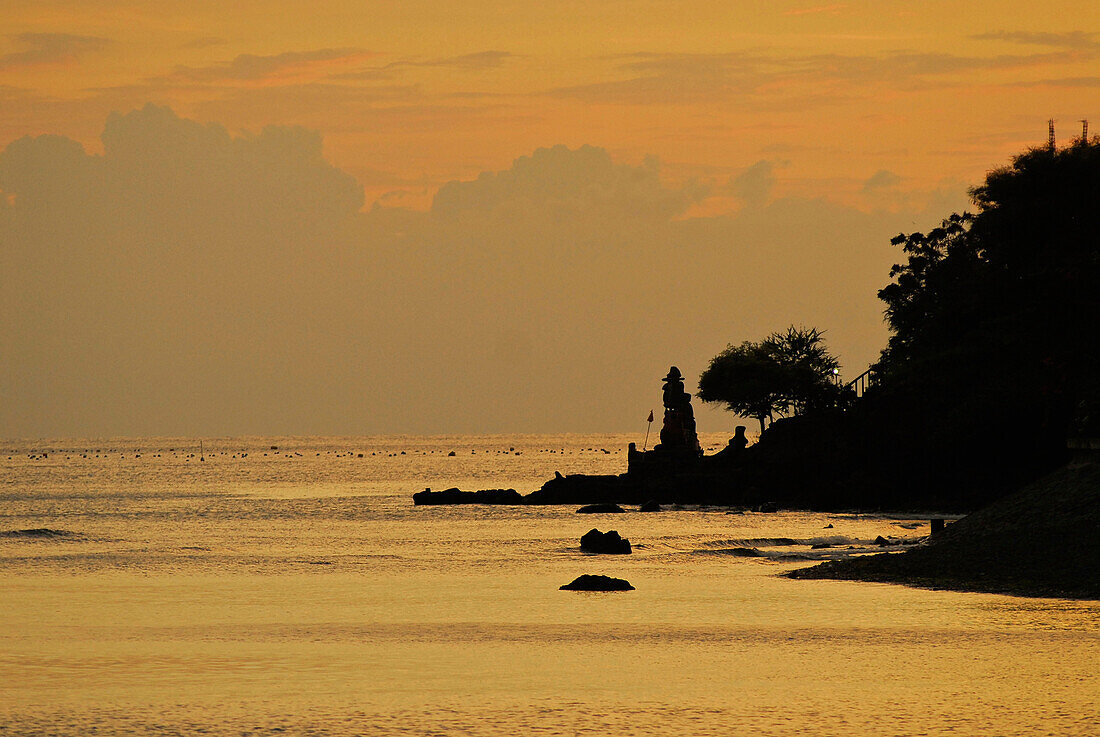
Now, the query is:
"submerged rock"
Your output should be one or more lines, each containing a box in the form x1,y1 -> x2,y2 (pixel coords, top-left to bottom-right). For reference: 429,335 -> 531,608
639,500 -> 662,512
576,503 -> 625,514
720,547 -> 764,557
0,528 -> 78,539
560,574 -> 635,591
580,528 -> 632,554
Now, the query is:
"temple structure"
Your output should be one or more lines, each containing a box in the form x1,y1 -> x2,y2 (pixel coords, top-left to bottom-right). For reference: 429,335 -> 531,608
627,365 -> 703,476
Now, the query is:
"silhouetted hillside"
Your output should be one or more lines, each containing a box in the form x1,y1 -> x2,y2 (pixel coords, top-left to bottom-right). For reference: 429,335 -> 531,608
789,451 -> 1100,599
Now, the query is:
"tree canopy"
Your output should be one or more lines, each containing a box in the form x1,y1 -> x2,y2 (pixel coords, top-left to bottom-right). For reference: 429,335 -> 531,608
698,326 -> 840,433
876,138 -> 1100,442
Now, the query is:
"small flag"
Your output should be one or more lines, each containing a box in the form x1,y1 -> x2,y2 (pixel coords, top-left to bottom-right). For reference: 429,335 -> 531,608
647,410 -> 654,423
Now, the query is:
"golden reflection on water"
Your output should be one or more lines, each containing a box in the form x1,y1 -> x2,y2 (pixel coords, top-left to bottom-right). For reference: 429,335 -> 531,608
1,436 -> 1097,736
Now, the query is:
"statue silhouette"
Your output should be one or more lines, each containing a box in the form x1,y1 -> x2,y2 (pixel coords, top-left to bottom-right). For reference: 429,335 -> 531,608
657,366 -> 702,455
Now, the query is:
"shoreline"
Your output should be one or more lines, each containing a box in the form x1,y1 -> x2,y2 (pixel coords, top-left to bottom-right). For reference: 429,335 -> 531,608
786,452 -> 1100,601
787,554 -> 1100,601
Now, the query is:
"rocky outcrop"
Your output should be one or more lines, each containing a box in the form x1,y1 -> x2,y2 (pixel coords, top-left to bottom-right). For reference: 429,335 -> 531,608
576,503 -> 625,514
580,528 -> 632,554
412,487 -> 524,505
525,474 -> 629,505
789,452 -> 1100,599
559,574 -> 635,591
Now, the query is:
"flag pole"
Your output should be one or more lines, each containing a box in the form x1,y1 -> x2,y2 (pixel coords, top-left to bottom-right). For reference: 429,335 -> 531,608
643,410 -> 654,451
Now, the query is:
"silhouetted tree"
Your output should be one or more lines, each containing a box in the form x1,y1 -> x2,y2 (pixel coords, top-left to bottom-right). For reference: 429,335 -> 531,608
877,138 -> 1100,445
699,326 -> 840,433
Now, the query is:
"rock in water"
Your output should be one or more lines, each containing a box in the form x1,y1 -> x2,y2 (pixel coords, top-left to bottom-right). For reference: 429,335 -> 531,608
576,503 -> 625,514
639,500 -> 661,512
580,528 -> 632,554
560,574 -> 635,591
0,528 -> 77,538
413,487 -> 524,505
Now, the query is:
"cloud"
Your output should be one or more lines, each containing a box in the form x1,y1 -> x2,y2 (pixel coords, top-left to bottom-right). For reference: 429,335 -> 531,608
862,169 -> 902,191
0,33 -> 110,70
1009,76 -> 1100,88
731,160 -> 776,205
547,46 -> 1094,106
0,106 -> 965,436
430,144 -> 705,224
393,50 -> 517,71
973,31 -> 1100,51
328,69 -> 396,81
325,51 -> 516,81
0,105 -> 368,435
167,48 -> 371,83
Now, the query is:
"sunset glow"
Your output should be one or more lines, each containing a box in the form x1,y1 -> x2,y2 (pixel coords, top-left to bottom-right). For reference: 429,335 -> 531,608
2,1 -> 1098,435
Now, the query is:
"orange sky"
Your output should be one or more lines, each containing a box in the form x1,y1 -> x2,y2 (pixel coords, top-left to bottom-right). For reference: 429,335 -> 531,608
4,1 -> 1098,209
2,2 -> 1099,436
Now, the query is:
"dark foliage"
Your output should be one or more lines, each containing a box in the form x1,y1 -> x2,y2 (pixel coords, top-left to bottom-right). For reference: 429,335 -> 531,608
877,140 -> 1100,449
698,326 -> 840,433
730,139 -> 1100,511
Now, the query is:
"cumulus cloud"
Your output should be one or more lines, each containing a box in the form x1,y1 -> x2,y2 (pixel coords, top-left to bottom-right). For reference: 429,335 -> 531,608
0,107 -> 963,436
0,33 -> 110,69
0,105 -> 364,434
731,160 -> 776,206
862,169 -> 902,191
431,145 -> 705,225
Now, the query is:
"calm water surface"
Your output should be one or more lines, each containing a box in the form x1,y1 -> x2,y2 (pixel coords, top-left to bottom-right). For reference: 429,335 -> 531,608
1,435 -> 1097,736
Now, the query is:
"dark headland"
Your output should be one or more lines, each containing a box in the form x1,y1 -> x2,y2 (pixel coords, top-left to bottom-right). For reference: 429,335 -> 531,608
414,137 -> 1100,600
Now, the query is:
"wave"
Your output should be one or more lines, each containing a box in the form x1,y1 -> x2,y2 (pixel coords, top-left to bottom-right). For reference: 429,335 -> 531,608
706,547 -> 766,557
703,536 -> 860,548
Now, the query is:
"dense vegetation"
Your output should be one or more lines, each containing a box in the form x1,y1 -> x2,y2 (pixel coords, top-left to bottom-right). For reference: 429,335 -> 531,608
877,139 -> 1099,447
738,139 -> 1100,510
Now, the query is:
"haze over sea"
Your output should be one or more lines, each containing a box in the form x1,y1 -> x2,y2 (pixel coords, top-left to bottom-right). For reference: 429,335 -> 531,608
2,434 -> 1097,736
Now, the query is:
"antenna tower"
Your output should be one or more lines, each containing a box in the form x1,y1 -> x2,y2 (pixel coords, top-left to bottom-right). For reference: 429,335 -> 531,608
1081,119 -> 1089,141
1048,119 -> 1056,151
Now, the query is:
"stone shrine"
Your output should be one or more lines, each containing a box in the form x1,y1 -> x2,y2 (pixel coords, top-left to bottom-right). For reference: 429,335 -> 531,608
628,365 -> 703,476
656,366 -> 702,455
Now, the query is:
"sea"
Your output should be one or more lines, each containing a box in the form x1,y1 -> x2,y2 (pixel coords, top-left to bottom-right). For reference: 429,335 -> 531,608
1,434 -> 1097,737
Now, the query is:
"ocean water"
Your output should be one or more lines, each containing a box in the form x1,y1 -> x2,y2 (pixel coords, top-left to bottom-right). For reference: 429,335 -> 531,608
1,434 -> 1097,736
